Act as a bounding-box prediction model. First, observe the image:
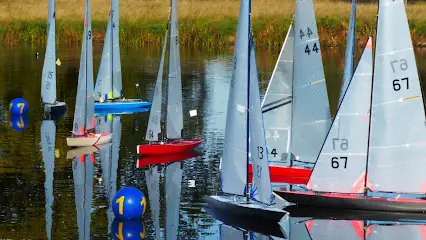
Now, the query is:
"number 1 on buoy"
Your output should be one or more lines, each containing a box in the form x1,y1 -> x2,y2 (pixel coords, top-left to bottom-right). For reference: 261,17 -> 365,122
116,196 -> 125,215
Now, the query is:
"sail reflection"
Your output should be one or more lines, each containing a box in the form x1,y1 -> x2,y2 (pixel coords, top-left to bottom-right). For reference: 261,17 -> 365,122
219,224 -> 283,240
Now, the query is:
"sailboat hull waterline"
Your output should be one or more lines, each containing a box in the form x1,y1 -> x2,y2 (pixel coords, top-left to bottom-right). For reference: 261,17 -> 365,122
275,191 -> 426,213
67,133 -> 113,147
137,139 -> 204,155
137,150 -> 201,168
94,99 -> 151,112
248,164 -> 311,184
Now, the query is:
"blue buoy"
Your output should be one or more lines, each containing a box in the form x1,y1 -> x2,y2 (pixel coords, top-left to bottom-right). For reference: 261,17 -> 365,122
9,98 -> 29,115
9,115 -> 28,132
112,218 -> 146,239
112,187 -> 147,219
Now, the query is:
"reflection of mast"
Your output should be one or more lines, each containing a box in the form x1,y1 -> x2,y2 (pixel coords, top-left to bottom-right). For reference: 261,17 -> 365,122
145,166 -> 160,239
165,162 -> 182,240
73,155 -> 94,240
41,120 -> 56,240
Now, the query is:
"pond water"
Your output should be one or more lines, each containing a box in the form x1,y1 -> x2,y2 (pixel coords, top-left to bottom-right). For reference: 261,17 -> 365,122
0,41 -> 425,239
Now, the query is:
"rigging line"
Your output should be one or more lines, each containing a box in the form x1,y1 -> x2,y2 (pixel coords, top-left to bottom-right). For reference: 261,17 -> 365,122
245,0 -> 252,203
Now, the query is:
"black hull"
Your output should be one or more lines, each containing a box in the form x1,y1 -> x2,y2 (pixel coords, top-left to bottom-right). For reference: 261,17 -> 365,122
44,103 -> 67,120
274,191 -> 426,213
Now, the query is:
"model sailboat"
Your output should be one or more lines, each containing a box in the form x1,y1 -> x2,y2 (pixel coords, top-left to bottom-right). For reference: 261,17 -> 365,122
94,0 -> 151,111
41,0 -> 67,118
204,0 -> 287,222
136,0 -> 203,155
276,0 -> 426,213
66,0 -> 112,147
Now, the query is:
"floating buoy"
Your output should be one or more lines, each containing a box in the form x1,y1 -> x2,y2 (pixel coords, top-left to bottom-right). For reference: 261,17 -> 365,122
112,218 -> 146,240
9,115 -> 28,132
9,98 -> 29,115
112,187 -> 147,219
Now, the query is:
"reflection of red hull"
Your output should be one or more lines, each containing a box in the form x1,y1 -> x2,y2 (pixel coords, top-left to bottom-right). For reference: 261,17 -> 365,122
248,164 -> 311,184
137,139 -> 204,155
136,151 -> 201,168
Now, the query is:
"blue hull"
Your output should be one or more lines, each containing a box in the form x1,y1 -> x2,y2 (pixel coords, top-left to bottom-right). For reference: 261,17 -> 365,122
94,99 -> 152,110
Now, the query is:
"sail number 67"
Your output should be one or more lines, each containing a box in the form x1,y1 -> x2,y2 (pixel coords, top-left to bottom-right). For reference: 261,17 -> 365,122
331,157 -> 347,169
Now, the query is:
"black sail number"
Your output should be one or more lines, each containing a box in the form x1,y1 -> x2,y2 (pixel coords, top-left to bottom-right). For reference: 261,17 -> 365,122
257,146 -> 264,159
299,27 -> 314,39
256,165 -> 262,179
305,43 -> 319,55
393,78 -> 409,91
331,157 -> 348,169
88,30 -> 92,40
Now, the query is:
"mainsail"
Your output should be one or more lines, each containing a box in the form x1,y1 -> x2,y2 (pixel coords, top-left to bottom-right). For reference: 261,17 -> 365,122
339,0 -> 357,104
221,0 -> 249,196
145,29 -> 168,141
111,0 -> 122,98
166,0 -> 184,139
165,162 -> 182,240
261,24 -> 294,162
366,0 -> 426,194
307,38 -> 373,194
291,0 -> 331,164
72,0 -> 94,136
94,14 -> 113,101
41,3 -> 57,104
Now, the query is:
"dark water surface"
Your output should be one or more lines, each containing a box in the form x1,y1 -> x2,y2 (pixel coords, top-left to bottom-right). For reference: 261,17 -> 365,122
0,41 -> 425,239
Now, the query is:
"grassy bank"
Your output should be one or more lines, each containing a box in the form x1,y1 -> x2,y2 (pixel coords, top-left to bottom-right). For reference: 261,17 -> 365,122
0,0 -> 425,48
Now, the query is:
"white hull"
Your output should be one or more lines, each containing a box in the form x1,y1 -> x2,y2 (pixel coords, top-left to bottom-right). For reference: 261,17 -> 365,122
67,133 -> 112,147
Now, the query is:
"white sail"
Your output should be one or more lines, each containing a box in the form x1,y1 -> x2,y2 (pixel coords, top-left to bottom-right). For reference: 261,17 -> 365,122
41,5 -> 57,104
291,0 -> 331,164
220,0 -> 249,196
249,37 -> 274,205
146,29 -> 168,141
145,166 -> 161,239
94,14 -> 113,101
111,0 -> 122,98
166,0 -> 184,139
165,162 -> 182,240
261,24 -> 294,162
366,0 -> 426,194
307,38 -> 373,194
41,120 -> 56,240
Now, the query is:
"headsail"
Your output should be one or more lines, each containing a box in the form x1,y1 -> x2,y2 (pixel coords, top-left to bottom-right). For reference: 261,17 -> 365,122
307,38 -> 373,194
249,37 -> 274,205
41,5 -> 57,104
41,120 -> 56,240
367,0 -> 426,194
146,166 -> 161,239
165,162 -> 182,240
72,0 -> 94,136
94,14 -> 113,101
291,0 -> 331,164
339,0 -> 357,104
221,0 -> 249,196
146,29 -> 168,141
261,24 -> 294,163
111,0 -> 122,98
166,0 -> 184,139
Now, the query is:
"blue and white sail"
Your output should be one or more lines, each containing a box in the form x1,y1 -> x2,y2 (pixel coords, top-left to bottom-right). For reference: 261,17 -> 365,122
145,166 -> 161,239
339,0 -> 357,104
165,162 -> 182,240
291,0 -> 331,165
41,1 -> 57,105
146,29 -> 168,141
166,0 -> 184,140
220,0 -> 249,196
307,38 -> 373,194
41,120 -> 56,240
72,0 -> 94,136
261,24 -> 294,162
367,0 -> 426,194
249,37 -> 274,205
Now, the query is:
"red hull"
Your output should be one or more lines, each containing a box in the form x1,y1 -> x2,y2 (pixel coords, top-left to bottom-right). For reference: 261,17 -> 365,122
248,164 -> 311,184
136,151 -> 201,168
137,138 -> 204,155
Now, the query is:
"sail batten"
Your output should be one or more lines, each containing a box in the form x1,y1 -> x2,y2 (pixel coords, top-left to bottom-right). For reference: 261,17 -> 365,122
290,0 -> 332,165
41,2 -> 57,104
261,24 -> 294,163
366,0 -> 426,194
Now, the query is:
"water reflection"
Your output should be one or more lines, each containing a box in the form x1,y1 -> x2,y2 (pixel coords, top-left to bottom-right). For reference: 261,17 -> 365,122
219,224 -> 285,240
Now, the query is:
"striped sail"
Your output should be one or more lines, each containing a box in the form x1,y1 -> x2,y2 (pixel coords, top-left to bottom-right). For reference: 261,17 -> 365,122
145,166 -> 160,239
73,155 -> 94,240
41,5 -> 57,104
366,0 -> 426,193
261,24 -> 294,163
291,0 -> 331,164
367,224 -> 426,240
165,162 -> 182,240
146,29 -> 168,141
166,0 -> 183,139
339,0 -> 357,104
72,0 -> 94,136
111,0 -> 122,98
221,0 -> 249,196
306,219 -> 365,240
249,37 -> 274,205
41,120 -> 56,240
94,14 -> 113,101
307,38 -> 373,194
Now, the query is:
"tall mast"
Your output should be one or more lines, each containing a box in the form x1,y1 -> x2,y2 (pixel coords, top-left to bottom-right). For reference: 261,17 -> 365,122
245,0 -> 251,203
